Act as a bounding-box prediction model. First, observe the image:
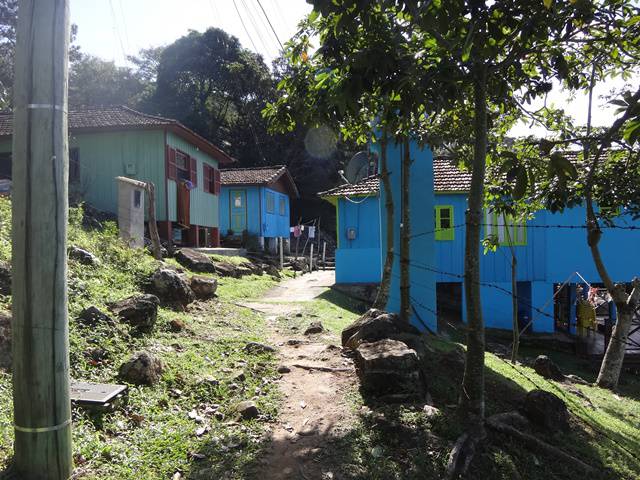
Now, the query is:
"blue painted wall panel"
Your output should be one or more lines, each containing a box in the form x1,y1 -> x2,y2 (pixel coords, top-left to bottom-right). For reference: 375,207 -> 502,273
220,186 -> 261,236
334,196 -> 381,284
261,187 -> 291,238
380,141 -> 437,332
336,248 -> 382,283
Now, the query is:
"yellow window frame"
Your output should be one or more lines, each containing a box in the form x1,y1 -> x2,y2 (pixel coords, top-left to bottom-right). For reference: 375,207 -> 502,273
435,205 -> 455,241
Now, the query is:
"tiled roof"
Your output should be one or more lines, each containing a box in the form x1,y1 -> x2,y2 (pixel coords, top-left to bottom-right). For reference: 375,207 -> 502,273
220,165 -> 299,197
318,175 -> 380,197
0,105 -> 234,164
433,156 -> 472,192
319,156 -> 472,197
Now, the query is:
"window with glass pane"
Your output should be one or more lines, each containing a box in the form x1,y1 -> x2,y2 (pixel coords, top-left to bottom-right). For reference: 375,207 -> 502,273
435,206 -> 454,241
266,192 -> 275,213
485,210 -> 527,246
279,196 -> 286,215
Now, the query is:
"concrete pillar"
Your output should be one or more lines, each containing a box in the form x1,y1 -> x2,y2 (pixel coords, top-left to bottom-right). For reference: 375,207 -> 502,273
116,176 -> 146,248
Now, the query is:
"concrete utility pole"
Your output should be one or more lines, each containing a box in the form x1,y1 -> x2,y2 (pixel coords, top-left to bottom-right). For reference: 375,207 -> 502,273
11,1 -> 73,478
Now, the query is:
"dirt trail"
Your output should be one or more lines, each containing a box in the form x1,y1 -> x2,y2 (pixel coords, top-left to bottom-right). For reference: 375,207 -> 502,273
242,271 -> 357,479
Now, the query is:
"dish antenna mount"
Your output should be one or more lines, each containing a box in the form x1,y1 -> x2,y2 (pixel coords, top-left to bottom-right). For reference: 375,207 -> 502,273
342,151 -> 375,184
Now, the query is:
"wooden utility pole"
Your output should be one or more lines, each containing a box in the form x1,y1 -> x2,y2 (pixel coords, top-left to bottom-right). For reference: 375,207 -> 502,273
145,182 -> 163,260
11,1 -> 73,478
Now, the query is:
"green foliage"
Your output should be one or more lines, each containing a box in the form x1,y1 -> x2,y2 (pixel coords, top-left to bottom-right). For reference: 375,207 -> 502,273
0,199 -> 281,478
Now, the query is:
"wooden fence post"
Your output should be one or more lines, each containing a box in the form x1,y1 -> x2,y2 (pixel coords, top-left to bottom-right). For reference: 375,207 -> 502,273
145,182 -> 163,260
279,237 -> 284,270
322,241 -> 327,271
11,0 -> 73,478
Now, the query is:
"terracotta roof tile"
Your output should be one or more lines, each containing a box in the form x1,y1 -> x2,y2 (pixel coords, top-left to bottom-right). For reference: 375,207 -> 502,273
319,156 -> 472,197
220,165 -> 299,197
433,156 -> 472,192
318,175 -> 380,197
0,105 -> 235,164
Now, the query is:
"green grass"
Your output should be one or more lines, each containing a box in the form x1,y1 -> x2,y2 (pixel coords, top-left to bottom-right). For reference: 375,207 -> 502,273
0,198 -> 282,479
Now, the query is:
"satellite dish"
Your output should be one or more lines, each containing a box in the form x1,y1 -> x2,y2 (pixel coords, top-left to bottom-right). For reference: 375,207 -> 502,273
344,151 -> 373,183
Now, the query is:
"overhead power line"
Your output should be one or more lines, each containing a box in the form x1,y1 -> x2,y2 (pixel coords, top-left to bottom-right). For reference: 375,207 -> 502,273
232,0 -> 260,53
256,0 -> 284,51
108,0 -> 128,64
239,0 -> 275,56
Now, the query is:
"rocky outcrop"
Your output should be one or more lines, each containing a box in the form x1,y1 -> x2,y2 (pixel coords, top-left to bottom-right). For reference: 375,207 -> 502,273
119,351 -> 164,386
0,262 -> 11,295
533,355 -> 565,381
354,338 -> 425,402
520,389 -> 570,433
236,400 -> 260,420
109,294 -> 159,332
0,312 -> 10,370
244,341 -> 276,354
304,321 -> 325,335
68,246 -> 100,266
189,275 -> 218,299
175,249 -> 216,273
212,261 -> 241,278
77,306 -> 113,327
341,309 -> 420,350
150,268 -> 195,307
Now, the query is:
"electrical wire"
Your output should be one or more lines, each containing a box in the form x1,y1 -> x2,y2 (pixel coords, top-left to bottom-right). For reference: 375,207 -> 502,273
107,0 -> 128,64
239,0 -> 274,57
231,0 -> 260,53
256,0 -> 284,50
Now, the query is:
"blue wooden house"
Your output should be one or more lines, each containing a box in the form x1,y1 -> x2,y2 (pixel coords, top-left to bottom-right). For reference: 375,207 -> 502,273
0,105 -> 234,247
219,165 -> 299,250
322,154 -> 640,334
321,141 -> 437,331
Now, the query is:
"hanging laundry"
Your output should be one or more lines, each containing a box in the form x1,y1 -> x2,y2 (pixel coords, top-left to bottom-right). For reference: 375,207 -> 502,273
293,225 -> 302,238
308,226 -> 316,239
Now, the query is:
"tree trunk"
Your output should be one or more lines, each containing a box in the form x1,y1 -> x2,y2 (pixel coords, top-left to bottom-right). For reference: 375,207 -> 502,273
145,182 -> 163,260
374,133 -> 394,309
11,0 -> 73,478
461,61 -> 488,430
596,283 -> 640,388
399,137 -> 411,321
511,254 -> 519,363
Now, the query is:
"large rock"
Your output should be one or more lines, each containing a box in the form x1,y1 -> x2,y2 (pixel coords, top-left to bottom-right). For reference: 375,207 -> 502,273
77,306 -> 113,326
342,309 -> 420,350
68,246 -> 100,266
0,262 -> 11,295
175,249 -> 215,273
520,389 -> 570,433
236,400 -> 260,420
109,294 -> 159,332
150,268 -> 195,307
119,351 -> 163,386
354,339 -> 425,401
190,275 -> 218,299
0,312 -> 11,370
533,355 -> 565,381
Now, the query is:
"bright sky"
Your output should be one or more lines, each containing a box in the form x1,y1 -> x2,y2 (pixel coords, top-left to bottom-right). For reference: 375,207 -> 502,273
69,0 -> 634,137
69,0 -> 312,66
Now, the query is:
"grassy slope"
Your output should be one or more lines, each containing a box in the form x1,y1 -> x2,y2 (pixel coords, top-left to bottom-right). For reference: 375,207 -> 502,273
0,198 -> 284,479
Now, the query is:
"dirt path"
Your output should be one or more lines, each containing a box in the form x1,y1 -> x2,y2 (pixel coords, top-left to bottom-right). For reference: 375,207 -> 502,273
242,271 -> 357,479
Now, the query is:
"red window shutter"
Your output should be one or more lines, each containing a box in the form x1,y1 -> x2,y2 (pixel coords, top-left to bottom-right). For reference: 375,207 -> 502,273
203,164 -> 210,193
190,157 -> 198,187
166,146 -> 177,180
213,168 -> 221,195
212,227 -> 220,247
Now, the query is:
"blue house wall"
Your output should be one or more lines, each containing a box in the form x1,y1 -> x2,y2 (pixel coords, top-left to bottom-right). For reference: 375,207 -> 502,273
220,185 -> 291,239
380,141 -> 437,332
334,195 -> 382,284
434,193 -> 640,332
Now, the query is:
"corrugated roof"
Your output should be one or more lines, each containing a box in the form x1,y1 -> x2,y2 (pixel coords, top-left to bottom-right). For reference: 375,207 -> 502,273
319,156 -> 472,197
220,165 -> 299,198
0,105 -> 234,164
